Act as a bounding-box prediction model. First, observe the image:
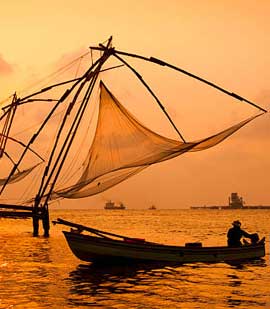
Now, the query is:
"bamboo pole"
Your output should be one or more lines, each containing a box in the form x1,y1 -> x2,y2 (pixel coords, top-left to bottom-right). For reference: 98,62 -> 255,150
33,37 -> 113,237
91,46 -> 267,113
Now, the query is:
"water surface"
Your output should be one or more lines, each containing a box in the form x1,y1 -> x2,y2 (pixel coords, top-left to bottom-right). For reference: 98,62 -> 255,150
0,209 -> 269,308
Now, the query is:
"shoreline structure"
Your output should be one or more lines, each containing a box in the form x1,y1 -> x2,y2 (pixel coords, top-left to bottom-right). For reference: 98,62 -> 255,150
191,192 -> 270,210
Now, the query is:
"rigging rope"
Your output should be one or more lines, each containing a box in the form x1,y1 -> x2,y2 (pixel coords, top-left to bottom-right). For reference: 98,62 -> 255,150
112,52 -> 186,142
56,87 -> 100,187
0,52 -> 90,106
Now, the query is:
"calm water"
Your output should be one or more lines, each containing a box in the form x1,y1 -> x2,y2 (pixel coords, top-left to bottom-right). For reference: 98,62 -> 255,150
0,209 -> 269,309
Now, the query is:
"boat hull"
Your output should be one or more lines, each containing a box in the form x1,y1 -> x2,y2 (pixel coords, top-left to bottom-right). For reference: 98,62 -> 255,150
63,231 -> 265,264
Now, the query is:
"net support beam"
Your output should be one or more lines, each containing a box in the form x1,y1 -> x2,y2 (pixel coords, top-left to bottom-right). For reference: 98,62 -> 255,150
91,46 -> 267,113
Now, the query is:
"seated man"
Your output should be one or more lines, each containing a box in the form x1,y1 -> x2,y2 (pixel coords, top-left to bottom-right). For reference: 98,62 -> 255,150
227,220 -> 253,247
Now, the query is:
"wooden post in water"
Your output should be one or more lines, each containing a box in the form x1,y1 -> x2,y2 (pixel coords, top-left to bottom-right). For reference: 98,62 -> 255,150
32,197 -> 39,236
42,203 -> 50,237
32,199 -> 50,237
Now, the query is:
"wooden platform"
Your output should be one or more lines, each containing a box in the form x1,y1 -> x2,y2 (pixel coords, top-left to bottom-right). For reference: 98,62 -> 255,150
0,203 -> 34,219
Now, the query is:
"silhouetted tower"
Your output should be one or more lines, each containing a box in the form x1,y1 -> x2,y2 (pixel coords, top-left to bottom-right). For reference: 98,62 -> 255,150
229,192 -> 244,209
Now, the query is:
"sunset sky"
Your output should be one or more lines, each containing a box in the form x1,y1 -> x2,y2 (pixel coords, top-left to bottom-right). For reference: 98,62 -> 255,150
0,0 -> 269,209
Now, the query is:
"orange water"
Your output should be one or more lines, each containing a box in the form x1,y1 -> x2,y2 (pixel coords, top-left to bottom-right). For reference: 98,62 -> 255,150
0,209 -> 269,308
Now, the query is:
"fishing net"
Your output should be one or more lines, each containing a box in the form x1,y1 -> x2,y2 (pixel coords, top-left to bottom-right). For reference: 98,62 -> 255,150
55,81 -> 261,199
0,163 -> 41,186
0,134 -> 43,187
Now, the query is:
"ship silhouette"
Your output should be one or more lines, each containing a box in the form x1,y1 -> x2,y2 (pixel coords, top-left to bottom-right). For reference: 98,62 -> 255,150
191,193 -> 270,209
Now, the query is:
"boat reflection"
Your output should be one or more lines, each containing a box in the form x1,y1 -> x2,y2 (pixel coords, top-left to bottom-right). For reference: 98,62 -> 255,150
225,258 -> 267,269
67,258 -> 268,308
68,261 -> 181,295
68,258 -> 267,296
225,258 -> 267,308
227,274 -> 242,287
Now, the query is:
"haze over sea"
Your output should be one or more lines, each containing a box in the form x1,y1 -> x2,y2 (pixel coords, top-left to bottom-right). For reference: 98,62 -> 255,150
0,209 -> 269,309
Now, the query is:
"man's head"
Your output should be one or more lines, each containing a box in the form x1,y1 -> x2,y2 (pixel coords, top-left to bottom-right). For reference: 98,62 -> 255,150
232,220 -> 241,227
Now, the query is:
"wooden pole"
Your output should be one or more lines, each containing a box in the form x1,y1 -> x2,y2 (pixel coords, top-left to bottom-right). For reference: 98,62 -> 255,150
42,204 -> 50,237
32,198 -> 39,236
39,37 -> 113,208
91,46 -> 267,113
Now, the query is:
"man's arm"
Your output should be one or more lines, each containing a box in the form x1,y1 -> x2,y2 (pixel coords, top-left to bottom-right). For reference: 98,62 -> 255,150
241,229 -> 252,238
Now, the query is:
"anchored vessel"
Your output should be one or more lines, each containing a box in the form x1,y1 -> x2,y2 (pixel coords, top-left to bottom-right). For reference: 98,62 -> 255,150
0,37 -> 267,262
104,201 -> 126,210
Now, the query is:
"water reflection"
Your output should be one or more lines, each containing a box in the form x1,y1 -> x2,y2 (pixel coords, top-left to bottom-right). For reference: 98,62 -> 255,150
68,262 -> 180,295
67,262 -> 184,307
227,274 -> 242,287
225,259 -> 267,308
225,258 -> 267,269
227,296 -> 242,307
0,235 -> 63,308
66,259 -> 269,308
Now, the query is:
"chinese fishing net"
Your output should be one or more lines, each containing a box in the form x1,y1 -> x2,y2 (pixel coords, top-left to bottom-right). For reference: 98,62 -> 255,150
55,81 -> 261,199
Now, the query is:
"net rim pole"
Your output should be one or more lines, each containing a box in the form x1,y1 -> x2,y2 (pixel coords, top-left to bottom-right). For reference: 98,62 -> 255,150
91,46 -> 267,114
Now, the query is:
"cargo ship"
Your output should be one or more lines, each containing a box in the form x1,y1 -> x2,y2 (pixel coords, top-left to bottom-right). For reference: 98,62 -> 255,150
104,200 -> 126,210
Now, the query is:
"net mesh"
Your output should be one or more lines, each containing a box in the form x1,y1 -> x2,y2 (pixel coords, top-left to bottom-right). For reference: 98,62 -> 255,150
0,163 -> 41,186
55,81 -> 261,199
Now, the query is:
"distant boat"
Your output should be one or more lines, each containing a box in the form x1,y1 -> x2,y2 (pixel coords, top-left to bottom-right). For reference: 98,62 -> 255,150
149,205 -> 156,210
104,200 -> 126,210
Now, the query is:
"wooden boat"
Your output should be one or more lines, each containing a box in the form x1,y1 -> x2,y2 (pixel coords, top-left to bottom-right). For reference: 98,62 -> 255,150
54,218 -> 265,264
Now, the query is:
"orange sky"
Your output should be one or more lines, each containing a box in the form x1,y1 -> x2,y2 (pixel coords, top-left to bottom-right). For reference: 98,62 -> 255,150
0,0 -> 269,209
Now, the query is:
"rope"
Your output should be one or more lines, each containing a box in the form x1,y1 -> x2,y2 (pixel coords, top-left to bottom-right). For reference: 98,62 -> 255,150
0,51 -> 90,106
